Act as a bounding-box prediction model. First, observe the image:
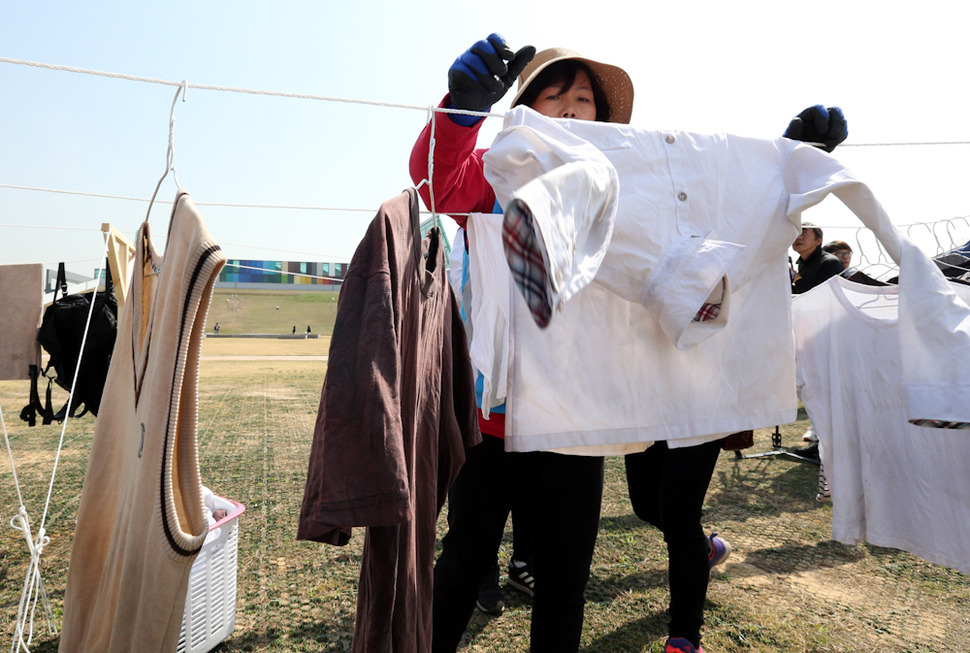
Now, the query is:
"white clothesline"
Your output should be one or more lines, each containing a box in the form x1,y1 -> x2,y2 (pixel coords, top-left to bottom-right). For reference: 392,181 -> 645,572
1,246 -> 110,653
3,56 -> 970,269
6,55 -> 970,149
2,212 -> 970,283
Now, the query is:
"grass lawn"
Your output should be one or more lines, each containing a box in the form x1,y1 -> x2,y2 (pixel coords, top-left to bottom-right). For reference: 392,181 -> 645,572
1,288 -> 967,652
207,288 -> 340,337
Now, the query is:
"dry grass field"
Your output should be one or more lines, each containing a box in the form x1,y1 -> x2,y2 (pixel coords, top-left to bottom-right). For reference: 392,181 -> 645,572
207,288 -> 340,337
0,288 -> 967,652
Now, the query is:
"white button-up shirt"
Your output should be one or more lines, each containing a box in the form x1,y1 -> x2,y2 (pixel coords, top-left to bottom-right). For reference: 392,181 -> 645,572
471,106 -> 960,455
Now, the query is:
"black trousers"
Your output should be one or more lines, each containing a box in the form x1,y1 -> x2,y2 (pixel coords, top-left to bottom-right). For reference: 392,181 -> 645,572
625,438 -> 722,647
433,434 -> 604,653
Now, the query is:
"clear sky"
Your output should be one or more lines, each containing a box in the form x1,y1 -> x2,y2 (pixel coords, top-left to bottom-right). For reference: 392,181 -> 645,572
3,1 -> 969,281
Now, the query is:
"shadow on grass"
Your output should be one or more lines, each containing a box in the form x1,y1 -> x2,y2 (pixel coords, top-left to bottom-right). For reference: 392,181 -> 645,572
0,584 -> 64,652
586,565 -> 670,602
217,615 -> 357,652
218,627 -> 285,652
463,588 -> 670,653
730,539 -> 868,576
706,457 -> 823,522
598,513 -> 649,533
14,639 -> 58,653
284,619 -> 357,652
580,611 -> 668,652
12,618 -> 359,653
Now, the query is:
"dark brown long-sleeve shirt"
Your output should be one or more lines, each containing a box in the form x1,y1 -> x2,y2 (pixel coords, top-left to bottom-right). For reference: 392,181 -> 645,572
298,188 -> 480,653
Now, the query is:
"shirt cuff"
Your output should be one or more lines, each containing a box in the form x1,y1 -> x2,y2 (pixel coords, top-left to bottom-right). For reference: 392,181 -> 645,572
641,235 -> 744,350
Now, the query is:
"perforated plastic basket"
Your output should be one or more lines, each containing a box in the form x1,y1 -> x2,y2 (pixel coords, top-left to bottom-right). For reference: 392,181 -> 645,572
176,495 -> 245,653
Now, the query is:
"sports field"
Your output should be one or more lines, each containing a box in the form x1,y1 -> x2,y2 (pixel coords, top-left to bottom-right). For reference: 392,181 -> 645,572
0,288 -> 967,652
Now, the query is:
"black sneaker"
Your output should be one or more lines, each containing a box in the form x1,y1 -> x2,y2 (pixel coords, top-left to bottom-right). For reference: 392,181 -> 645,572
817,463 -> 831,501
791,442 -> 820,460
507,557 -> 535,598
475,563 -> 505,615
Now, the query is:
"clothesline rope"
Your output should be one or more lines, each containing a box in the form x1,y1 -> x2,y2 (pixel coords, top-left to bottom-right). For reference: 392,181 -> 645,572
3,213 -> 970,280
3,55 -> 970,279
4,182 -> 968,228
3,56 -> 970,148
39,251 -> 109,547
2,403 -> 56,653
1,242 -> 110,652
226,263 -> 343,283
0,408 -> 52,653
0,57 -> 490,121
0,183 -> 389,212
0,222 -> 355,266
4,55 -> 970,254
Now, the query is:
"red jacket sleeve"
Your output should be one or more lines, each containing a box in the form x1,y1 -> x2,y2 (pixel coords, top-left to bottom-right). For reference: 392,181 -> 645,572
409,94 -> 497,230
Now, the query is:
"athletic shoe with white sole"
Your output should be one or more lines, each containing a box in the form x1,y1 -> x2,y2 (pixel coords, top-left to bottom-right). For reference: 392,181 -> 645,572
506,557 -> 535,598
708,532 -> 732,569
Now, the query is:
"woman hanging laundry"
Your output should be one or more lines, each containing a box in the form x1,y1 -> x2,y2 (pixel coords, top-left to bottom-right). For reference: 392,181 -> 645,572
410,33 -> 848,653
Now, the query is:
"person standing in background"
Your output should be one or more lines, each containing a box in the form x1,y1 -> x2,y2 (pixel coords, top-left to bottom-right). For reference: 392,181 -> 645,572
791,225 -> 845,460
792,222 -> 844,294
823,239 -> 858,277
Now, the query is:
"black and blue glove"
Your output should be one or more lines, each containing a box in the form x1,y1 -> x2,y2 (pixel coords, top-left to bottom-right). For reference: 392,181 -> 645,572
784,105 -> 848,152
447,33 -> 535,126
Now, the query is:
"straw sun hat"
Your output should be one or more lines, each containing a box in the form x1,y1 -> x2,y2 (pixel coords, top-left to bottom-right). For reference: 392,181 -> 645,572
510,47 -> 634,124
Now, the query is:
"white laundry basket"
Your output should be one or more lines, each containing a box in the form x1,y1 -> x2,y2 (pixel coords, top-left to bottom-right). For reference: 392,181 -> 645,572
176,495 -> 245,653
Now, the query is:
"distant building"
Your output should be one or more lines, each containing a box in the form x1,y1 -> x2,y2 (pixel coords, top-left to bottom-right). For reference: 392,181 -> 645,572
213,217 -> 451,292
47,268 -> 96,294
216,259 -> 346,291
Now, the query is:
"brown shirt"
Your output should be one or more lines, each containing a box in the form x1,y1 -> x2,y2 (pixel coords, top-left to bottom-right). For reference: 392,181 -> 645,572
297,189 -> 480,653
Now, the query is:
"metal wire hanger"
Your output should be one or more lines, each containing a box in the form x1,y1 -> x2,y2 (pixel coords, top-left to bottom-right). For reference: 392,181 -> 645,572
144,81 -> 187,222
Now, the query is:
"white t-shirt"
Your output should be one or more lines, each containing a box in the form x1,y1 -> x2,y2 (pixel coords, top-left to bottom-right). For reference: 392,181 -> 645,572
793,274 -> 970,573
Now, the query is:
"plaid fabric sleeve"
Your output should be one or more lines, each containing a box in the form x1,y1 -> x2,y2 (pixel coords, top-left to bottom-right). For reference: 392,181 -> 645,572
692,278 -> 727,323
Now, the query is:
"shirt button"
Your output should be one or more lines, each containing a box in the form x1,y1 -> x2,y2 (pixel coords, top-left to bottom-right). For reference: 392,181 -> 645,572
556,269 -> 564,284
665,134 -> 676,144
678,192 -> 688,201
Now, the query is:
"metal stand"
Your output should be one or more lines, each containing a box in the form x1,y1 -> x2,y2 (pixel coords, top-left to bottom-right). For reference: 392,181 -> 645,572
734,425 -> 820,465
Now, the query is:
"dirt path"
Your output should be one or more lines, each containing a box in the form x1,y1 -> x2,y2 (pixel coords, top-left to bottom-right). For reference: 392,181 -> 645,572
201,355 -> 328,361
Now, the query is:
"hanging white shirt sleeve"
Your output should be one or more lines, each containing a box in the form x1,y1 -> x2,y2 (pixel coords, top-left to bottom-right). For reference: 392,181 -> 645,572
465,213 -> 510,414
898,238 -> 970,425
483,120 -> 619,311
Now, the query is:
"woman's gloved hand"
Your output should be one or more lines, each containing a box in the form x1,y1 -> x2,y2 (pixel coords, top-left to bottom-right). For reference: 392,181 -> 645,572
784,105 -> 848,152
447,33 -> 535,126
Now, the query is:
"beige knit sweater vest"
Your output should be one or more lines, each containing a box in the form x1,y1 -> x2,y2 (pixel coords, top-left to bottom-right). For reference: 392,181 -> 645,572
59,192 -> 225,652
